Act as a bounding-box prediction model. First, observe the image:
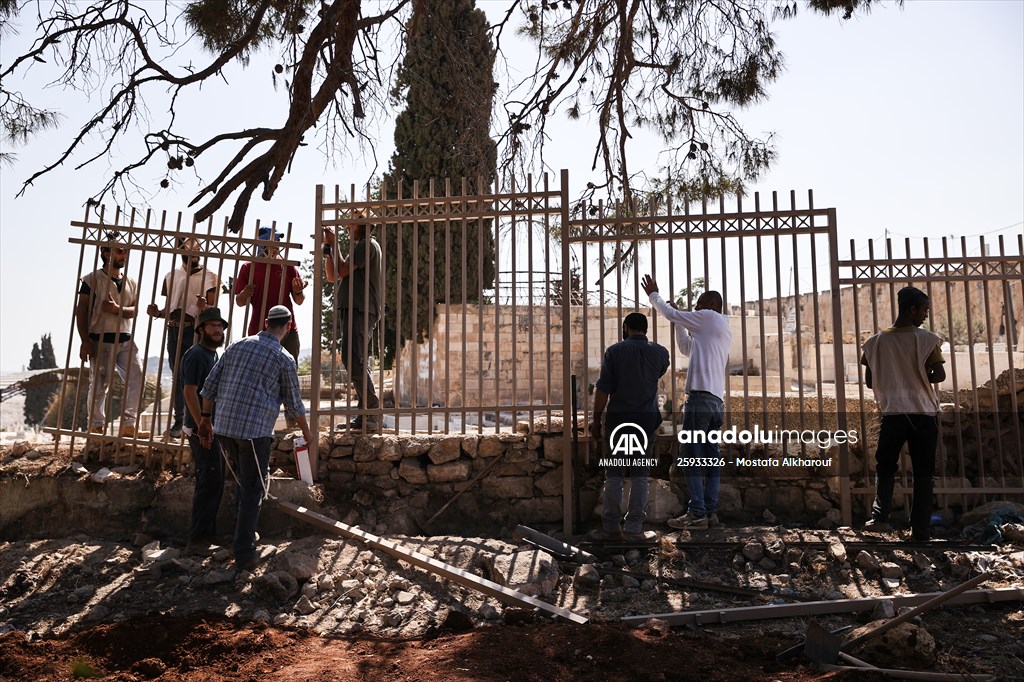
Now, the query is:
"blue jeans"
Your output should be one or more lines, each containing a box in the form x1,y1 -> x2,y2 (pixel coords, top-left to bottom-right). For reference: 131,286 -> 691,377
220,436 -> 272,562
188,433 -> 224,543
166,326 -> 195,428
602,418 -> 655,534
680,391 -> 724,517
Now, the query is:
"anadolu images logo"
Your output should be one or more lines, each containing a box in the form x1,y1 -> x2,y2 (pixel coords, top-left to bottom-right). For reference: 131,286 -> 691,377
609,422 -> 648,457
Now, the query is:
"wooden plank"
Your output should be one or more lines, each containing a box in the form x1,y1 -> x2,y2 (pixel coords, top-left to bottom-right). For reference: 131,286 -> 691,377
621,586 -> 1023,627
269,496 -> 589,625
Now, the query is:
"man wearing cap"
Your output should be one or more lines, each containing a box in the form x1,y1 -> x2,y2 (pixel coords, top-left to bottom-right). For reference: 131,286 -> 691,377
180,306 -> 228,554
147,236 -> 219,440
198,305 -> 314,570
235,226 -> 305,364
323,212 -> 383,432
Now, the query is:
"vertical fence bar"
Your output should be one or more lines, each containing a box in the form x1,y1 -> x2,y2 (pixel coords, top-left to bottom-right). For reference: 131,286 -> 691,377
828,209 -> 852,526
559,168 -> 574,534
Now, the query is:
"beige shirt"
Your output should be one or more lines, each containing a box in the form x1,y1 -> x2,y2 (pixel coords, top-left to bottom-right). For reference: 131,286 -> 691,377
861,326 -> 944,415
81,269 -> 139,336
162,265 -> 219,325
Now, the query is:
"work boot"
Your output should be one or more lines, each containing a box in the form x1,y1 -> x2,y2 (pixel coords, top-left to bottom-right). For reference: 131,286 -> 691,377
119,424 -> 151,439
234,545 -> 277,572
667,512 -> 708,530
864,518 -> 892,532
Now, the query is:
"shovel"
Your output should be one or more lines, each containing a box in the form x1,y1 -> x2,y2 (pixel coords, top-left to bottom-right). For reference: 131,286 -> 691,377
804,571 -> 990,664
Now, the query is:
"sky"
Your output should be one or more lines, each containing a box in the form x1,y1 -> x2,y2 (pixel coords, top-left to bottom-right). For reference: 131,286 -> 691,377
1,0 -> 1022,374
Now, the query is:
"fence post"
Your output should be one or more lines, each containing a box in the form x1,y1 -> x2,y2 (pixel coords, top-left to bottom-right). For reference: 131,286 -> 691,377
310,184 -> 324,480
560,168 -> 575,534
828,208 -> 853,526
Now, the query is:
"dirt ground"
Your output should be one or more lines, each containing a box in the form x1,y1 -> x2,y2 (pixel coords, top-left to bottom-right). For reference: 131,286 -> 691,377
2,445 -> 1023,681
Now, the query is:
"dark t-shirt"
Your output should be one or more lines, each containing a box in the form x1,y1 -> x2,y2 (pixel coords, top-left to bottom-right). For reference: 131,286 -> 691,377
336,236 -> 382,319
180,343 -> 218,431
595,335 -> 670,430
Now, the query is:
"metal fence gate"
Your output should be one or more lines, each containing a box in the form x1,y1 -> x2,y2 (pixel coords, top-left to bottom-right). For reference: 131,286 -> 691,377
838,234 -> 1024,517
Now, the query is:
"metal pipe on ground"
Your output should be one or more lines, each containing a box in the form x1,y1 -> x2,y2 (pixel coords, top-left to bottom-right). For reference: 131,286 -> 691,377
513,525 -> 597,564
269,496 -> 589,625
621,586 -> 1023,627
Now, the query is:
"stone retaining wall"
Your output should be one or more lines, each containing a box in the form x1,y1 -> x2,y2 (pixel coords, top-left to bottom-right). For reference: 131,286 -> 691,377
264,426 -> 848,533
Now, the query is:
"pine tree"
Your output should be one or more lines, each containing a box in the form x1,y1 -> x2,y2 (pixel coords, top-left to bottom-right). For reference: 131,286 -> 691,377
24,333 -> 57,426
381,0 -> 497,366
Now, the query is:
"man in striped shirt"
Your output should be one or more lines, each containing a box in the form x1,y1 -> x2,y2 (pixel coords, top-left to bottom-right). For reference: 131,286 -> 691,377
199,305 -> 314,570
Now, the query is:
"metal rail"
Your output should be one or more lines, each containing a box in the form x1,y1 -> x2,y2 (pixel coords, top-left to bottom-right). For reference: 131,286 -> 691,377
269,496 -> 589,624
620,586 -> 1024,627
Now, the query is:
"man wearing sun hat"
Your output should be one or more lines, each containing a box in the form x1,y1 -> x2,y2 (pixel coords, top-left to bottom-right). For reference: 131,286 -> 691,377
234,225 -> 306,365
181,306 -> 229,554
198,305 -> 314,570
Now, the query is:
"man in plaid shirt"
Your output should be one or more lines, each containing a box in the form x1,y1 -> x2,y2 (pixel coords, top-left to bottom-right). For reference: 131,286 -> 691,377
199,305 -> 314,570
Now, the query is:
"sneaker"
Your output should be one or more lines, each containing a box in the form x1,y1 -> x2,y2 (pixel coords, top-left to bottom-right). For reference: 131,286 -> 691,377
587,528 -> 624,542
707,513 -> 721,528
234,545 -> 277,572
864,518 -> 892,532
667,512 -> 709,530
118,424 -> 151,439
622,530 -> 659,544
169,425 -> 183,439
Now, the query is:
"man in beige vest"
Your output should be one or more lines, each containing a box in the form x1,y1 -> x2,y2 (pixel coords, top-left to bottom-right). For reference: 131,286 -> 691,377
76,235 -> 149,438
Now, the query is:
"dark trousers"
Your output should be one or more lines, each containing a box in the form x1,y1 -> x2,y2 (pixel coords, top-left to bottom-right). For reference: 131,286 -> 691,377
871,414 -> 938,537
281,330 -> 300,366
220,436 -> 272,563
339,309 -> 379,410
187,432 -> 224,543
166,326 -> 195,428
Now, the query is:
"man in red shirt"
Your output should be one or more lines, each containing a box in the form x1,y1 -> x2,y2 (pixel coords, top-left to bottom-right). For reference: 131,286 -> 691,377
234,226 -> 306,364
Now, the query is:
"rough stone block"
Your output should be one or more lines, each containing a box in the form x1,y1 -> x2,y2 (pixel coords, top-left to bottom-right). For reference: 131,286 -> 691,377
401,437 -> 432,458
542,437 -> 563,463
505,447 -> 538,464
327,459 -> 357,472
354,461 -> 394,476
461,436 -> 479,458
482,476 -> 534,498
534,467 -> 563,497
329,445 -> 353,459
398,458 -> 428,484
477,435 -> 506,458
489,549 -> 558,598
511,497 -> 562,523
527,434 -> 542,450
427,460 -> 471,483
353,439 -> 378,462
379,436 -> 402,461
804,489 -> 833,512
279,553 -> 318,582
429,437 -> 463,465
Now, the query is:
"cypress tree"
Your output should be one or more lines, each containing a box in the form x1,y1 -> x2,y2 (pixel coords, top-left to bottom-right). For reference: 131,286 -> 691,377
24,333 -> 57,426
382,0 -> 496,367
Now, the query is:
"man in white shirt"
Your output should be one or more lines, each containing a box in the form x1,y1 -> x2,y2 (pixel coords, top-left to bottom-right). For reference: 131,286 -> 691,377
642,274 -> 732,530
147,236 -> 219,439
861,286 -> 945,541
